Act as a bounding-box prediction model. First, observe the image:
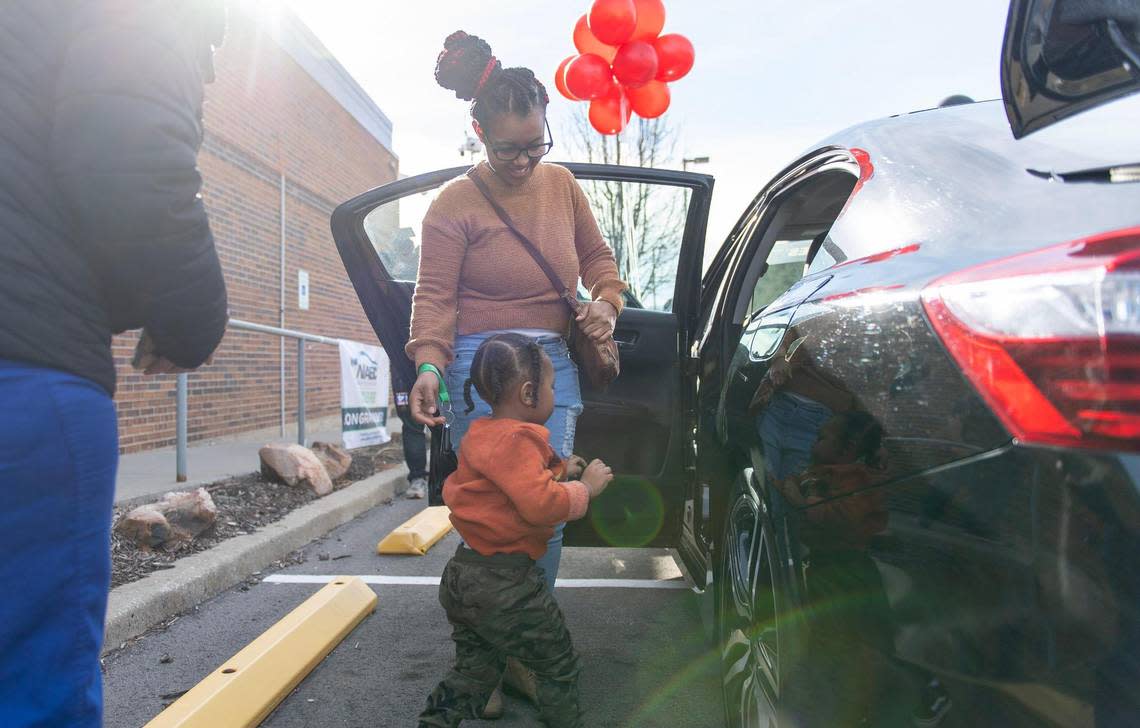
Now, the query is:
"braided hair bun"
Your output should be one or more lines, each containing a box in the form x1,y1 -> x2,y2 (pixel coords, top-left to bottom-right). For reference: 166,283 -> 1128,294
434,31 -> 550,126
435,31 -> 501,101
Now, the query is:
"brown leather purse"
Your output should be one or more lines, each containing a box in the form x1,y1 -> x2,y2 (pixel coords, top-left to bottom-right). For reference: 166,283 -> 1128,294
466,168 -> 620,389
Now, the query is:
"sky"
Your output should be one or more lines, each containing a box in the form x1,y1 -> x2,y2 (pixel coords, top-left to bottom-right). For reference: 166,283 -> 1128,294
285,0 -> 1011,248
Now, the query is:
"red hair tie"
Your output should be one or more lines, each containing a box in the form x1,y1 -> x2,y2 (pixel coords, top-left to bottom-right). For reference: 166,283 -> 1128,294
474,56 -> 498,97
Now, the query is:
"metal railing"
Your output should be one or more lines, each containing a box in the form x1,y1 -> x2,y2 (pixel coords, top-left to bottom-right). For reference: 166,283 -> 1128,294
174,318 -> 341,482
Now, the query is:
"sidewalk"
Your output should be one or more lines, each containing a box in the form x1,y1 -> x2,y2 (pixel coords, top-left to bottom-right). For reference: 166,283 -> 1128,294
115,413 -> 403,506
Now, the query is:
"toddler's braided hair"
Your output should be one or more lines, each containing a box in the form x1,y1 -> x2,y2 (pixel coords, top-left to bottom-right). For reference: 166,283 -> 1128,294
835,411 -> 885,465
434,31 -> 550,128
464,334 -> 545,415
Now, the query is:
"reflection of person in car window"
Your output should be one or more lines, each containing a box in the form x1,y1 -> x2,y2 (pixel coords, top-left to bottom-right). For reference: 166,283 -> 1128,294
752,326 -> 856,486
783,411 -> 952,727
778,411 -> 889,552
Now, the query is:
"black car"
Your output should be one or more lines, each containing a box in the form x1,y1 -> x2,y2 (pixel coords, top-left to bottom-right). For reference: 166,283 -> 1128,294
334,3 -> 1140,725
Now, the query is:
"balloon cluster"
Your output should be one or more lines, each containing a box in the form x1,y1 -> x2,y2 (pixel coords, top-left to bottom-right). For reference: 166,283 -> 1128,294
554,0 -> 694,135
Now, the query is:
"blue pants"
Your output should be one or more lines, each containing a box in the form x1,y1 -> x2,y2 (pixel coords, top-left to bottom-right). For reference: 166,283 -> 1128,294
757,390 -> 833,481
397,405 -> 429,482
757,390 -> 832,528
0,361 -> 118,728
447,333 -> 583,593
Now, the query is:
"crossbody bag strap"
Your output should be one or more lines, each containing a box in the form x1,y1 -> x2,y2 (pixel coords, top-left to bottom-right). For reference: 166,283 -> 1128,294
466,168 -> 580,317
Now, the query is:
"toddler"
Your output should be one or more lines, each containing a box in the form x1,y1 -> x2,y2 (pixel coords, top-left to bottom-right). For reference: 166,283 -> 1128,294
418,334 -> 613,728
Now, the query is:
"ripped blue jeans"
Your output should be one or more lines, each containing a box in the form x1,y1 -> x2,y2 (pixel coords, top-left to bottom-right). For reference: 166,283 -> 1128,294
446,332 -> 583,594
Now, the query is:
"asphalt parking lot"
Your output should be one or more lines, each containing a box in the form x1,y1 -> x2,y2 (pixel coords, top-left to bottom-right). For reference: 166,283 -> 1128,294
102,495 -> 721,727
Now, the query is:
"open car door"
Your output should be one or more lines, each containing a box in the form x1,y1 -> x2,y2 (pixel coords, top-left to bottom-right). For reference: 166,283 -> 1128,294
1002,0 -> 1140,138
331,163 -> 713,552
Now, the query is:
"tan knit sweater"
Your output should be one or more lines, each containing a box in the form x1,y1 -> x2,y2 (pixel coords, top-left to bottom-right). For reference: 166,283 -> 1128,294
406,162 -> 627,370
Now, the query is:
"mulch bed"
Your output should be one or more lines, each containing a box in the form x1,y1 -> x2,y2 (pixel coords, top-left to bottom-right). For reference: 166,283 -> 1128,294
110,437 -> 406,589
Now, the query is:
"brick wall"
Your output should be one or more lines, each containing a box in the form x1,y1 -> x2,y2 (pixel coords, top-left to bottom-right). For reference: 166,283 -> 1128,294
112,8 -> 397,453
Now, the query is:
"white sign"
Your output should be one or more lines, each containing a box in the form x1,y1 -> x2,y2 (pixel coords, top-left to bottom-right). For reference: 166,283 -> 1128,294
338,340 -> 390,449
298,270 -> 310,310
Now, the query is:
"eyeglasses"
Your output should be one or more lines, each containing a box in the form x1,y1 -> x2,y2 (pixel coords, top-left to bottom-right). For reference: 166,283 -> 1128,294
488,119 -> 555,162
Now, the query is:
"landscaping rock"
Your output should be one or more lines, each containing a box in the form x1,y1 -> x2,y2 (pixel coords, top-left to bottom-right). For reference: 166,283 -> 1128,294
116,488 -> 217,549
311,441 -> 353,481
116,507 -> 172,549
161,489 -> 218,537
258,443 -> 333,496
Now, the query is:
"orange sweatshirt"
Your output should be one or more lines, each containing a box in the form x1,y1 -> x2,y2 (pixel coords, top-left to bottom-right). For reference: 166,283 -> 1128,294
443,417 -> 590,560
799,463 -> 888,552
406,161 -> 627,371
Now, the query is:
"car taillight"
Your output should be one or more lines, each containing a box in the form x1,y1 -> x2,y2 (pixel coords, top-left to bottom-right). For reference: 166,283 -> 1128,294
921,227 -> 1140,452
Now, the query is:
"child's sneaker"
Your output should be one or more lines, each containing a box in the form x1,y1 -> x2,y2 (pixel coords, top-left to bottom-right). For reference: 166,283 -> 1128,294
503,657 -> 539,704
480,686 -> 504,720
405,477 -> 428,499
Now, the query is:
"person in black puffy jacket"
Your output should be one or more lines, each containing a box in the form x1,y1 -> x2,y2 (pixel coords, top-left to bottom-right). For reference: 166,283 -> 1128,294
0,3 -> 228,725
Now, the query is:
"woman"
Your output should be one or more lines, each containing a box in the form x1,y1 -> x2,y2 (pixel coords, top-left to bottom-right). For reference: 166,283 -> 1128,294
408,31 -> 626,594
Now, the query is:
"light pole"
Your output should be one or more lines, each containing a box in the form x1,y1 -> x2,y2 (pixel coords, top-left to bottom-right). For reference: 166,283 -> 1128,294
459,134 -> 484,162
682,155 -> 709,171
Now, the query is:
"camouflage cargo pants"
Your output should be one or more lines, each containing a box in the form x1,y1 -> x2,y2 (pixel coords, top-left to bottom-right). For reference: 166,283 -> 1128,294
418,546 -> 582,728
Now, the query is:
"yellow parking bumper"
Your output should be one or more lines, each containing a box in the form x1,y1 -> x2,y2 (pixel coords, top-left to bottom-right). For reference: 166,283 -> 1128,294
376,505 -> 452,555
144,576 -> 376,728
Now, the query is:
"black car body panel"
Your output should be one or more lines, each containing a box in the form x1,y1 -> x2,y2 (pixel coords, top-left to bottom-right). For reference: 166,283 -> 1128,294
702,98 -> 1140,724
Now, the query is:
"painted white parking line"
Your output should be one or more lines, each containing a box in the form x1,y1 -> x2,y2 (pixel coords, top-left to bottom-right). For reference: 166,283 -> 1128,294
262,574 -> 691,590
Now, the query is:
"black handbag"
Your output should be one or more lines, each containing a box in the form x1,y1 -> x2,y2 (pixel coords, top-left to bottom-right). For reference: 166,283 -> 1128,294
427,422 -> 457,506
424,370 -> 457,506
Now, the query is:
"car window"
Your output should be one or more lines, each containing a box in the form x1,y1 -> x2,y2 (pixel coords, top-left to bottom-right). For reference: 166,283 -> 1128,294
362,173 -> 690,313
805,234 -> 841,275
577,284 -> 645,310
745,238 -> 812,319
728,167 -> 857,325
363,188 -> 433,282
577,179 -> 690,312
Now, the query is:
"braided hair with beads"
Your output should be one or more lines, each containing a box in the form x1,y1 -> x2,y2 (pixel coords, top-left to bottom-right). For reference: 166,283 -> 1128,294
463,334 -> 545,415
434,31 -> 550,128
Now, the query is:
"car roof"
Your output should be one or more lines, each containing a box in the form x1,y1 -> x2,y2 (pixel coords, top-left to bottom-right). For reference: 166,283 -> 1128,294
822,97 -> 1140,173
812,98 -> 1140,273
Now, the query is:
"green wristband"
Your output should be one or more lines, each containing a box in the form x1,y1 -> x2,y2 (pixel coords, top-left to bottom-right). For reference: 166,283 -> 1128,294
418,363 -> 450,405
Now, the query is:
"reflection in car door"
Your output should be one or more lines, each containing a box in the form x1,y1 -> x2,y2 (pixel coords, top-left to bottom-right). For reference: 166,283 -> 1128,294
756,266 -> 1042,723
331,163 -> 713,551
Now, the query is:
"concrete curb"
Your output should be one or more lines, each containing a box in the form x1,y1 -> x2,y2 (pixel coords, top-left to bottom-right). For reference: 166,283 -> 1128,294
104,466 -> 409,654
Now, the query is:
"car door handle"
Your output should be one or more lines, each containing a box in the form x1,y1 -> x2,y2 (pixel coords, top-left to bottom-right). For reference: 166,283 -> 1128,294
613,329 -> 639,348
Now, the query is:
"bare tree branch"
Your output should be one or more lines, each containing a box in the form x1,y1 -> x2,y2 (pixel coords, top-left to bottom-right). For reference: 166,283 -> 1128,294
562,112 -> 686,310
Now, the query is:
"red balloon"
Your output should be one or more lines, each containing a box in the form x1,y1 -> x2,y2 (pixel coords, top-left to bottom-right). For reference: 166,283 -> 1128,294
573,14 -> 618,63
653,34 -> 695,82
609,80 -> 634,123
564,53 -> 614,101
554,55 -> 580,101
589,83 -> 632,135
588,0 -> 637,47
628,80 -> 670,118
630,0 -> 666,41
612,41 -> 658,89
